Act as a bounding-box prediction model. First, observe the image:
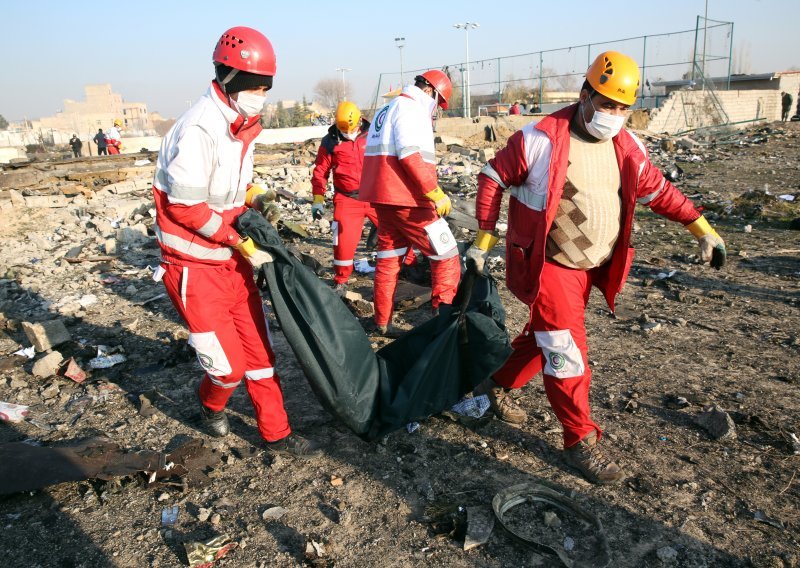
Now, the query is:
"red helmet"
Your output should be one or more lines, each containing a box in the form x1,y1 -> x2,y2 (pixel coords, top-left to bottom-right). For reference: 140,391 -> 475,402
213,26 -> 276,77
417,69 -> 452,109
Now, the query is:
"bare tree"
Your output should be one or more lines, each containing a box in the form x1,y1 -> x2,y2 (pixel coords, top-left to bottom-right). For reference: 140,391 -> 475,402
313,78 -> 353,109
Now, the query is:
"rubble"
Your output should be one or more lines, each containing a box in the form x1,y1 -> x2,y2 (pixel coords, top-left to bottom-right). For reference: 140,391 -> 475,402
22,319 -> 71,352
31,350 -> 63,377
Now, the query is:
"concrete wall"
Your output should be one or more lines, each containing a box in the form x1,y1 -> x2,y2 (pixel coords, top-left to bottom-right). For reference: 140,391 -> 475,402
433,115 -> 538,140
648,89 -> 783,134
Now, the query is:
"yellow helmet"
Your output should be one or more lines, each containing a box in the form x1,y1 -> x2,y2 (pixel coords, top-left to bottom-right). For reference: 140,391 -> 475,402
335,101 -> 361,133
586,51 -> 640,106
113,119 -> 123,128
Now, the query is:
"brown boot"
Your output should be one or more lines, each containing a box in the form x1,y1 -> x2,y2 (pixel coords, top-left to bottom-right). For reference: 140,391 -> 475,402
474,378 -> 527,424
564,431 -> 624,484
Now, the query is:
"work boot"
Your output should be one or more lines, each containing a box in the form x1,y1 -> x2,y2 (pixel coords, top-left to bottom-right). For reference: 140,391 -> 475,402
334,283 -> 348,298
376,324 -> 403,338
266,433 -> 321,458
563,431 -> 625,484
474,377 -> 527,424
196,387 -> 229,438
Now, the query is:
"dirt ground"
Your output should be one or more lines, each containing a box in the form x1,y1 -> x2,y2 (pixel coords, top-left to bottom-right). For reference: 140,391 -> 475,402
0,121 -> 798,568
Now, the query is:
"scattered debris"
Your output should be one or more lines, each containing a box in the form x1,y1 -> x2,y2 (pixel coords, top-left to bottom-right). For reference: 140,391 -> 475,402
463,505 -> 495,551
0,401 -> 30,423
161,505 -> 179,526
59,357 -> 87,383
261,506 -> 287,521
184,534 -> 237,568
22,319 -> 71,352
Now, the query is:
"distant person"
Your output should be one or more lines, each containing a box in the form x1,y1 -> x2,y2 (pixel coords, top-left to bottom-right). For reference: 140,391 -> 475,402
106,119 -> 124,154
781,91 -> 793,122
93,129 -> 108,156
310,101 -> 376,296
68,134 -> 82,158
509,101 -> 521,115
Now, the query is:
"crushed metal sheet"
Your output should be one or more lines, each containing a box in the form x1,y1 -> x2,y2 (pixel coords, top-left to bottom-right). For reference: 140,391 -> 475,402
184,534 -> 237,568
492,482 -> 612,568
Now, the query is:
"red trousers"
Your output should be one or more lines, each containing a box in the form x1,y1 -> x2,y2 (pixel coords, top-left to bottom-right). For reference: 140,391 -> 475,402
373,204 -> 460,327
332,193 -> 379,284
161,259 -> 291,442
493,261 -> 600,448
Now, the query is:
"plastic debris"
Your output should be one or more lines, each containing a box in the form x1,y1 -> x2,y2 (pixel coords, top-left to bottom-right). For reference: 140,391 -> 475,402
406,421 -> 420,434
789,433 -> 800,455
161,505 -> 179,526
0,402 -> 30,423
60,357 -> 87,383
753,510 -> 784,530
89,346 -> 127,369
13,346 -> 35,359
778,194 -> 795,202
184,534 -> 237,568
563,536 -> 575,552
134,159 -> 152,166
656,270 -> 677,280
354,259 -> 376,274
450,394 -> 490,419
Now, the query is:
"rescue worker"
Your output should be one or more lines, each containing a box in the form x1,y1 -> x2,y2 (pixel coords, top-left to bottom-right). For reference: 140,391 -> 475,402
69,134 -> 82,158
152,26 -> 320,458
359,70 -> 458,335
310,101 -> 375,296
509,101 -> 521,115
467,51 -> 726,484
106,119 -> 124,154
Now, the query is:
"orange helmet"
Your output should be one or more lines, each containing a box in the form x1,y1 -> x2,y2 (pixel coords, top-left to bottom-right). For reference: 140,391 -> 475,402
417,69 -> 452,110
586,51 -> 640,106
335,101 -> 361,132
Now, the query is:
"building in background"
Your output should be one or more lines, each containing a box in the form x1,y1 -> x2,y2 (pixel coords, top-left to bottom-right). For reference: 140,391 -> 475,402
33,84 -> 156,139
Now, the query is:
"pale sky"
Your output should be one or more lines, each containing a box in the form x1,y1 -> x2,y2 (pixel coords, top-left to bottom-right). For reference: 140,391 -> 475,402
1,0 -> 797,122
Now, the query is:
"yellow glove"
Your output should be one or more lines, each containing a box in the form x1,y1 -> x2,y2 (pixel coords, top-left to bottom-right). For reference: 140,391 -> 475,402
424,186 -> 452,217
234,237 -> 274,268
686,216 -> 726,269
311,194 -> 325,220
465,229 -> 500,273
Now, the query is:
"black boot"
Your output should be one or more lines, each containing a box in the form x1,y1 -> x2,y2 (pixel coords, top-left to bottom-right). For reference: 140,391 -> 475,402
196,387 -> 229,437
266,433 -> 321,458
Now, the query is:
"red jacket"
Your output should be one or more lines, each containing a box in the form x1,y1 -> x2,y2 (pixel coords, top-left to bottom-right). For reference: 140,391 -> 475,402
476,104 -> 701,310
359,84 -> 439,207
311,120 -> 369,197
153,82 -> 262,267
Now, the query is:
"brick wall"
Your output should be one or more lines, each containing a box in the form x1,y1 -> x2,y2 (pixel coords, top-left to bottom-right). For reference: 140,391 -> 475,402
648,89 -> 782,134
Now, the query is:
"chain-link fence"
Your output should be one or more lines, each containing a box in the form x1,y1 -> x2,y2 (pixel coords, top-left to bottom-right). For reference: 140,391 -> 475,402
369,17 -> 733,118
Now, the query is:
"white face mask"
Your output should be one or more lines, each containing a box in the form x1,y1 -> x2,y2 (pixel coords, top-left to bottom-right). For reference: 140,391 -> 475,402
582,97 -> 626,140
235,90 -> 267,117
342,129 -> 359,140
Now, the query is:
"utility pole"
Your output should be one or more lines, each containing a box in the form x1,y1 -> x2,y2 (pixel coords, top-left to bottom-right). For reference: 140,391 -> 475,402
394,37 -> 406,86
701,0 -> 709,90
453,22 -> 479,118
335,67 -> 352,101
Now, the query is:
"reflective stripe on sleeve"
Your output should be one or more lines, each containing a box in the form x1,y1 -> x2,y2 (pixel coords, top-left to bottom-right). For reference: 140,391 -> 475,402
480,163 -> 508,189
245,368 -> 275,381
197,213 -> 223,238
154,225 -> 233,261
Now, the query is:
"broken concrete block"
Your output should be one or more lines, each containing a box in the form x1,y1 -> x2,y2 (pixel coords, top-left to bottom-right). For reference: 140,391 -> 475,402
22,320 -> 72,352
0,330 -> 19,353
676,137 -> 698,150
32,351 -> 63,378
8,190 -> 25,207
133,177 -> 152,190
478,148 -> 495,162
104,239 -> 118,255
107,180 -> 137,194
115,224 -> 149,244
434,135 -> 464,146
24,194 -> 68,208
695,404 -> 737,441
